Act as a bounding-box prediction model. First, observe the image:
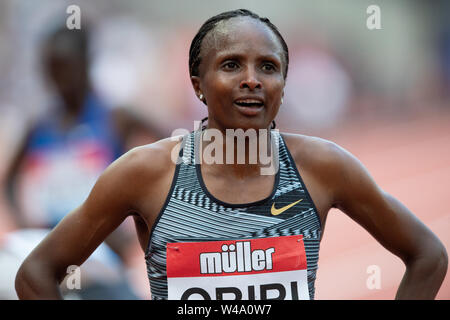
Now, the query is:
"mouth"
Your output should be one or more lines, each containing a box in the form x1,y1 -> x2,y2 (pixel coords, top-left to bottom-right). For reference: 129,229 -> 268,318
233,98 -> 264,116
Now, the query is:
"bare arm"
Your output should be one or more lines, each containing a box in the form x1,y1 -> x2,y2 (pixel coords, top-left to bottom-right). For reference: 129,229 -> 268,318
14,143 -> 169,299
327,142 -> 448,299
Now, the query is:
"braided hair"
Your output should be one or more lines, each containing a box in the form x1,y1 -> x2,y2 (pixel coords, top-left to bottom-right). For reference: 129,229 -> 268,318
189,9 -> 289,80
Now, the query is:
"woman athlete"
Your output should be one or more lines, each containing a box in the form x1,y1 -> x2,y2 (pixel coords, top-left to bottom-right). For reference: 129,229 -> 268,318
15,9 -> 447,300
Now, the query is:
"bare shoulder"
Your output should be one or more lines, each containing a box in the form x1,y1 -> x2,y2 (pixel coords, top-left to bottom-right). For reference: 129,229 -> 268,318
280,132 -> 369,211
280,132 -> 350,171
110,135 -> 182,177
92,135 -> 184,210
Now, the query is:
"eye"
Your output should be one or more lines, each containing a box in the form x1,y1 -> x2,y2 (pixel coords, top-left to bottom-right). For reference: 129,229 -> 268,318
262,63 -> 276,72
222,61 -> 239,70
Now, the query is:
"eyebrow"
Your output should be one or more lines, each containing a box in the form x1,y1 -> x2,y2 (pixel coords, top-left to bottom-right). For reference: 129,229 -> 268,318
216,52 -> 282,65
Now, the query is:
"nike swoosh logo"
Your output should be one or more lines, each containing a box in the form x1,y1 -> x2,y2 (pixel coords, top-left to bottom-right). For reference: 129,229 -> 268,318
271,199 -> 303,216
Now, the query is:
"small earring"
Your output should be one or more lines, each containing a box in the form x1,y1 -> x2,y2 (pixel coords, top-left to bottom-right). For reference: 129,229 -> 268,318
199,94 -> 204,101
281,97 -> 284,105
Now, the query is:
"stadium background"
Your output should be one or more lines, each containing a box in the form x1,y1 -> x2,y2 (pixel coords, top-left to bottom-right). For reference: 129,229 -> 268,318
0,0 -> 448,299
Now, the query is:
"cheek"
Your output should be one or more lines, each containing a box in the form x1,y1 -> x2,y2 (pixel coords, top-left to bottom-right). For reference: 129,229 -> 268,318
203,73 -> 235,98
267,78 -> 285,102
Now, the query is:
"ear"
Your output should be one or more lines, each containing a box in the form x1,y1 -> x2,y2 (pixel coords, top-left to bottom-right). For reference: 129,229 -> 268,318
190,76 -> 202,98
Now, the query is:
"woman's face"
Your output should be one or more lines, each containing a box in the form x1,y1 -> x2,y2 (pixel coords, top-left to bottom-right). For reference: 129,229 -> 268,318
191,17 -> 286,131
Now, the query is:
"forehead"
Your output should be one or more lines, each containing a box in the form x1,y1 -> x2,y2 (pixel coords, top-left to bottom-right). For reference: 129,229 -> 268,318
200,17 -> 284,68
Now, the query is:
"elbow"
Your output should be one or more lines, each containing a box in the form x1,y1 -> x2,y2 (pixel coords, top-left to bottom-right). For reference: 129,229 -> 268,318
406,240 -> 448,280
427,241 -> 447,277
435,244 -> 448,277
15,259 -> 34,299
424,244 -> 448,290
15,257 -> 61,300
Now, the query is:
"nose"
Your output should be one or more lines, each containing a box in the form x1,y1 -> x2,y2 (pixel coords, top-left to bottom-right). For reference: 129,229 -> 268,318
239,67 -> 262,91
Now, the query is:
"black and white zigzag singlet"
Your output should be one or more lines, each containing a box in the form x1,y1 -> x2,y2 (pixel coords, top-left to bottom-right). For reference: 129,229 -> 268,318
145,130 -> 322,300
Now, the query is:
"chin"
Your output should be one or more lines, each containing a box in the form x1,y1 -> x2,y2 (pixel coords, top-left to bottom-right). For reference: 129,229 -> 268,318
228,119 -> 271,131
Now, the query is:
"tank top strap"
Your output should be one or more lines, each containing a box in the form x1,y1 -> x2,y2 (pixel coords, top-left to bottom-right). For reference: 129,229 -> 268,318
276,132 -> 322,232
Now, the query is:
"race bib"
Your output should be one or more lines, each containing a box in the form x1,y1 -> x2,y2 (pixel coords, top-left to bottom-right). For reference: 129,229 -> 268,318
166,235 -> 309,300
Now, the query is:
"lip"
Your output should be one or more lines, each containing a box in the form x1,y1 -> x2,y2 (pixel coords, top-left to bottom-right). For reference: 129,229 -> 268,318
233,96 -> 265,116
234,96 -> 265,105
234,103 -> 264,116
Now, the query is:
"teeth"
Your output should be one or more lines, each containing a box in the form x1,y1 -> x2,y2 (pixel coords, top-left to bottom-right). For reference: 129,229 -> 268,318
236,99 -> 262,104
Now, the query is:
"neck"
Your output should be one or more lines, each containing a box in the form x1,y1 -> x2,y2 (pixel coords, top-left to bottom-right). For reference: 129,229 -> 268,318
61,81 -> 90,114
59,85 -> 90,129
198,126 -> 277,179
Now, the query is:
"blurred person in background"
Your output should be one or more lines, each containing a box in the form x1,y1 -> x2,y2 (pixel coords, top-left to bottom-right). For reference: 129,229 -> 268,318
1,25 -> 162,299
